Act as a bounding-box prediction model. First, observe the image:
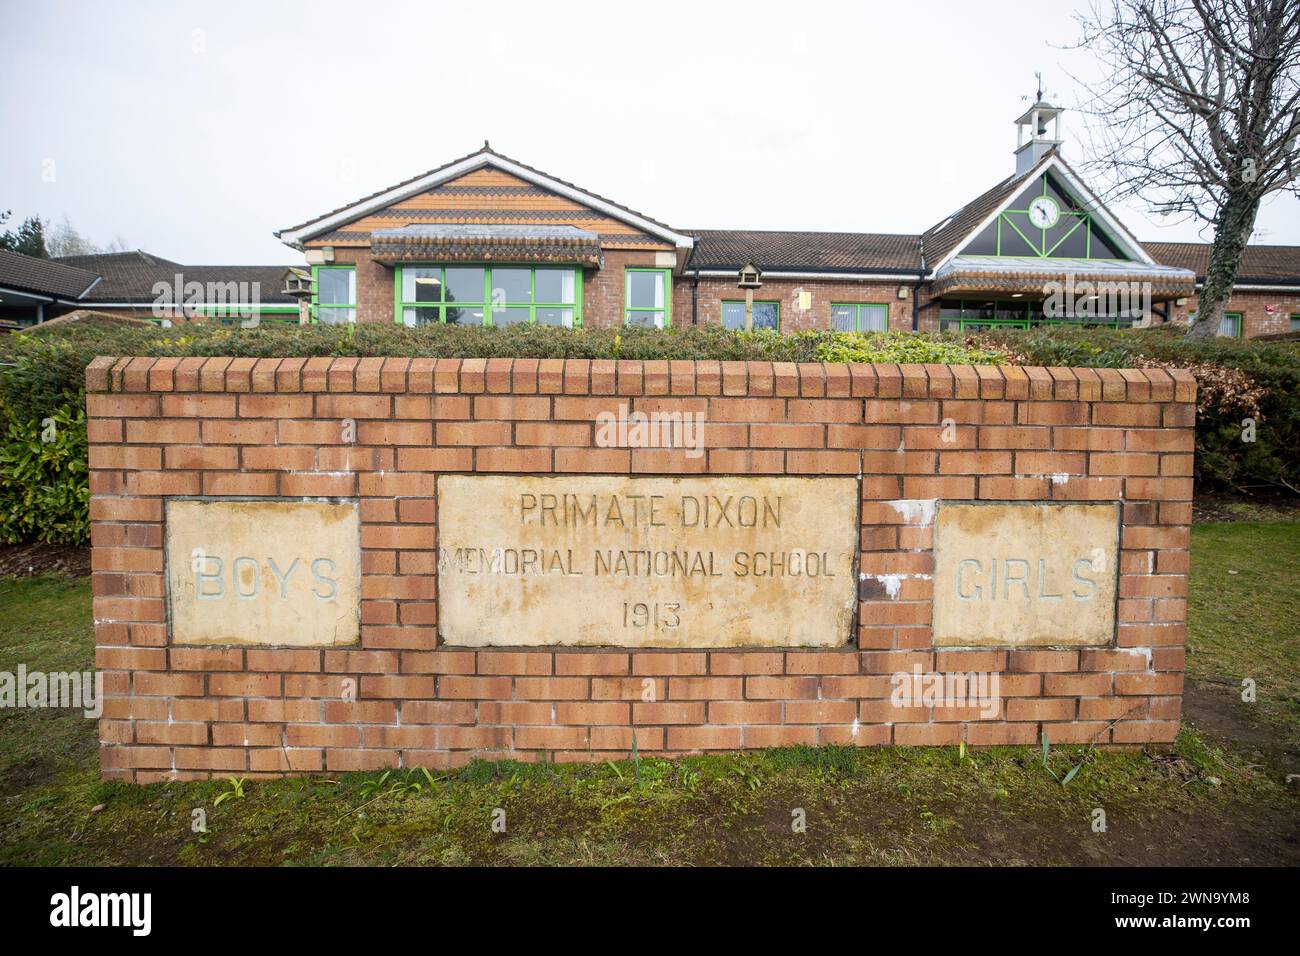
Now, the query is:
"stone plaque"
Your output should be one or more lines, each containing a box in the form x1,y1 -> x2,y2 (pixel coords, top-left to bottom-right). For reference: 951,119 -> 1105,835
166,499 -> 361,647
932,502 -> 1119,647
436,475 -> 859,648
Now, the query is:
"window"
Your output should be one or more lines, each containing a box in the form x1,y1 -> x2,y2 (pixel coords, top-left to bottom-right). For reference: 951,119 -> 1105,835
394,265 -> 580,327
959,172 -> 1128,260
1290,314 -> 1300,333
940,298 -> 1139,332
624,268 -> 671,327
831,303 -> 889,333
313,266 -> 355,324
721,300 -> 779,330
1218,312 -> 1242,338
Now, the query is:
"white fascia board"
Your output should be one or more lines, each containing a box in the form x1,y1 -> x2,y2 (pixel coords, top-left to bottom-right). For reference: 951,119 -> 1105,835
0,286 -> 54,303
1203,283 -> 1300,292
278,152 -> 694,251
86,301 -> 297,309
692,269 -> 924,281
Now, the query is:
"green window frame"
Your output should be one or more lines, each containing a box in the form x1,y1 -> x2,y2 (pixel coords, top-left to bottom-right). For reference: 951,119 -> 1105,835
147,306 -> 301,328
721,300 -> 779,331
830,303 -> 890,333
195,306 -> 300,326
393,265 -> 583,327
939,297 -> 1139,332
624,268 -> 672,328
1289,313 -> 1300,333
311,265 -> 356,325
1188,310 -> 1243,337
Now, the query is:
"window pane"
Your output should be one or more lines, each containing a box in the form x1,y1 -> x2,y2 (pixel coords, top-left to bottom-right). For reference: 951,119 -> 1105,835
445,267 -> 485,306
722,302 -> 746,330
752,302 -> 778,330
998,218 -> 1040,257
492,268 -> 532,304
831,305 -> 856,331
628,271 -> 664,309
402,268 -> 442,304
536,307 -> 574,327
535,269 -> 575,304
1218,314 -> 1240,337
860,304 -> 889,332
445,304 -> 485,326
317,306 -> 354,325
1051,218 -> 1089,258
963,220 -> 999,256
318,269 -> 354,306
626,310 -> 664,328
1290,315 -> 1300,332
492,306 -> 531,327
401,307 -> 440,328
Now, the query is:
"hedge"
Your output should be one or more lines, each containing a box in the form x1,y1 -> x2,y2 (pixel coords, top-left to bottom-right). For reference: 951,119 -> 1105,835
970,325 -> 1300,496
0,321 -> 1295,546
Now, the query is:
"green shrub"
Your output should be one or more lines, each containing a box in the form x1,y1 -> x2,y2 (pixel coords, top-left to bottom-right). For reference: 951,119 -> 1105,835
0,322 -> 1294,547
0,403 -> 89,544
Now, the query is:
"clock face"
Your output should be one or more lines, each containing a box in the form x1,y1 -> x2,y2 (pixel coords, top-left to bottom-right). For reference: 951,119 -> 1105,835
1027,196 -> 1061,229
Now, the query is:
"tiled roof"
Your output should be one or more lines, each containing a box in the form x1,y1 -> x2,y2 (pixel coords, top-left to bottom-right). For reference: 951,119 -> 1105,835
1144,242 -> 1300,284
0,248 -> 101,299
931,255 -> 1196,299
685,230 -> 922,273
370,225 -> 604,267
55,250 -> 296,304
920,161 -> 1046,268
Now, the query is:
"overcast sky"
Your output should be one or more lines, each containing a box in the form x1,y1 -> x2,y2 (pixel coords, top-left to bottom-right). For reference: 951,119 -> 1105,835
2,0 -> 1297,265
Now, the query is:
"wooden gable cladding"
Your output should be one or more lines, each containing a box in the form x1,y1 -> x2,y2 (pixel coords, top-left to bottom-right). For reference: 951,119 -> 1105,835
305,168 -> 672,251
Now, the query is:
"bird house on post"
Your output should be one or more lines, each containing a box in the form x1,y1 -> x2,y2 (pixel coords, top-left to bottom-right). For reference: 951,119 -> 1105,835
738,261 -> 762,331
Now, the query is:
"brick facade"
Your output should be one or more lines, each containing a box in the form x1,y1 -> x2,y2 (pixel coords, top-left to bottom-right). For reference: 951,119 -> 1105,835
675,277 -> 917,332
1163,288 -> 1300,339
86,355 -> 1196,781
313,246 -> 1299,340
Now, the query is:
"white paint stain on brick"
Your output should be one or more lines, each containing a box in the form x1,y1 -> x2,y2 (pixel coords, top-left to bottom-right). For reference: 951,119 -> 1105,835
887,499 -> 936,526
859,572 -> 933,600
1118,646 -> 1153,667
1049,473 -> 1070,485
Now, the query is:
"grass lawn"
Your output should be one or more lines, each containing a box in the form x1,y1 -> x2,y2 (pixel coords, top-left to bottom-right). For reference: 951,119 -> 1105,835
1186,522 -> 1300,730
0,523 -> 1296,866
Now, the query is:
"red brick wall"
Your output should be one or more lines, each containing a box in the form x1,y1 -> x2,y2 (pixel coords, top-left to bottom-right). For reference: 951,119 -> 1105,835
673,277 -> 917,332
1162,288 -> 1300,339
86,356 -> 1196,781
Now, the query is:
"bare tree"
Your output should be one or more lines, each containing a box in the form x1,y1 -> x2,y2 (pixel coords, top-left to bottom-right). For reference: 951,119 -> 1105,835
1074,0 -> 1300,338
44,214 -> 129,258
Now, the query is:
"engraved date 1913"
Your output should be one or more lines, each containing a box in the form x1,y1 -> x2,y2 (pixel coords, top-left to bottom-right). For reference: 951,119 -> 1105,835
622,602 -> 681,630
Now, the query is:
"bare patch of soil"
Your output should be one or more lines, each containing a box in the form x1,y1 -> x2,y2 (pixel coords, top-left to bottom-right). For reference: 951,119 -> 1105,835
0,543 -> 89,578
1184,679 -> 1300,782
